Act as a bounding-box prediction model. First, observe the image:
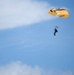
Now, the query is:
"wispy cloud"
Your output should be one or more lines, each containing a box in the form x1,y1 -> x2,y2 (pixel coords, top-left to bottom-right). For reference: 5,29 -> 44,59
0,61 -> 73,75
0,0 -> 54,30
0,40 -> 43,49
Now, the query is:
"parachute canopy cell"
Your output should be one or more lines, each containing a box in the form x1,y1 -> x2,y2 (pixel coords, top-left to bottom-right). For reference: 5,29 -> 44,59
48,8 -> 69,18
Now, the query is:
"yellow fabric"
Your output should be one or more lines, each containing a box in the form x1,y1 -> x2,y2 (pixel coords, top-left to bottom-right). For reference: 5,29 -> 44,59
56,10 -> 69,18
48,8 -> 69,18
48,10 -> 56,16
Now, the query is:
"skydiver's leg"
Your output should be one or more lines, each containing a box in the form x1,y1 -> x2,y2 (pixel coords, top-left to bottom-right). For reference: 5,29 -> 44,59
54,32 -> 56,36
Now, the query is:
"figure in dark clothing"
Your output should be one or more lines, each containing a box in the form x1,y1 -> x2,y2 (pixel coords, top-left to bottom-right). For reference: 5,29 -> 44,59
54,26 -> 58,36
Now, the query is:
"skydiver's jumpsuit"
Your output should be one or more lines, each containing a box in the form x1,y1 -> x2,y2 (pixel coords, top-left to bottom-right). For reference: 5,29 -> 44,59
54,28 -> 58,36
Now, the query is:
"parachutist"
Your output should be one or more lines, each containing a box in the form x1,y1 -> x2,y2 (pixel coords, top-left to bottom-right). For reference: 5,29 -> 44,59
54,26 -> 58,36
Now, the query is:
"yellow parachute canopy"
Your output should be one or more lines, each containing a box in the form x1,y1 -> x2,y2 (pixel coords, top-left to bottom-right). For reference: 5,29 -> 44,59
48,8 -> 69,18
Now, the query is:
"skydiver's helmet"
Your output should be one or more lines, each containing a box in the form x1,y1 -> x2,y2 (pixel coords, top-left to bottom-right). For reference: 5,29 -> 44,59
55,26 -> 58,28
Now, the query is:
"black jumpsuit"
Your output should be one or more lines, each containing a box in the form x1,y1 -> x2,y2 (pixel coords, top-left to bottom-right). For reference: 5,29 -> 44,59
54,28 -> 58,36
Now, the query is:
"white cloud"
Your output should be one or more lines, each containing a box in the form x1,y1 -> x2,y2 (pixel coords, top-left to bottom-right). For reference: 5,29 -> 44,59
0,0 -> 54,30
0,61 -> 73,75
0,61 -> 43,75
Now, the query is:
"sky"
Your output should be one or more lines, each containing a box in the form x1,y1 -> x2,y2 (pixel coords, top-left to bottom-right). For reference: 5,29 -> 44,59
0,0 -> 74,75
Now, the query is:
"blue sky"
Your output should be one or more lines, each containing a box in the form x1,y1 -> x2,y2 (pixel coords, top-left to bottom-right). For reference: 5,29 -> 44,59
0,0 -> 74,75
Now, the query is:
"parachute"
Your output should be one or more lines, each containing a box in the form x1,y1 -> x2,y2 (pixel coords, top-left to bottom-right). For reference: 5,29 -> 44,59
48,8 -> 69,18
